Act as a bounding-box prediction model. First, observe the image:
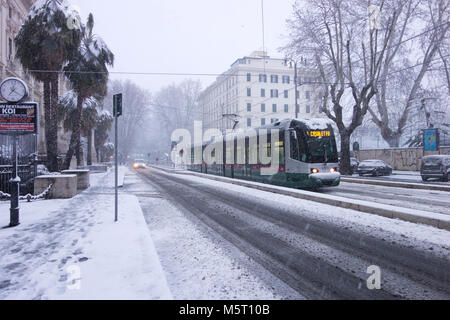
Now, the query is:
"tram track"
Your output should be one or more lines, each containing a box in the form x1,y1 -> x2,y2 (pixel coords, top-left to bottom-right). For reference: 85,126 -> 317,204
137,168 -> 450,300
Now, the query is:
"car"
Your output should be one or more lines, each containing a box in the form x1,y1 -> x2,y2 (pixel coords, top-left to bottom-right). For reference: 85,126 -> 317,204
357,160 -> 392,177
337,157 -> 359,174
421,155 -> 450,182
350,157 -> 359,174
133,159 -> 147,169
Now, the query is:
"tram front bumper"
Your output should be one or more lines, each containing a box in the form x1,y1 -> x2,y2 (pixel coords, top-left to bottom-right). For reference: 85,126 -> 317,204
309,172 -> 341,187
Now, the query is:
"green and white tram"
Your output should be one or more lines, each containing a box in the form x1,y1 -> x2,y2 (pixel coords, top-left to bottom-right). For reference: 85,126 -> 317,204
187,118 -> 340,190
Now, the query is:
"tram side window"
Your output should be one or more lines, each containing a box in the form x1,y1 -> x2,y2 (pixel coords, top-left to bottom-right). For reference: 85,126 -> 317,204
290,130 -> 300,161
290,130 -> 307,162
276,141 -> 285,165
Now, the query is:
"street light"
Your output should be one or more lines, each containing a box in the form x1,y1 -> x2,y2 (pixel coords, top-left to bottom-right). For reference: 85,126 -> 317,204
223,113 -> 240,131
285,58 -> 300,119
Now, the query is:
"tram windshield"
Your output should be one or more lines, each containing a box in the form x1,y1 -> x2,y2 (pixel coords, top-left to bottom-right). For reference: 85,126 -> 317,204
291,128 -> 339,163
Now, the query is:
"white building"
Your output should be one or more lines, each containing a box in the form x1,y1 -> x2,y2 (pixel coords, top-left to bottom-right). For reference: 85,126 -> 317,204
199,51 -> 325,133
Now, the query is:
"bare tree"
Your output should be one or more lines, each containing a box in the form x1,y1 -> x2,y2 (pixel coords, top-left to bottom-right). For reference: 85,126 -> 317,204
369,0 -> 450,147
104,80 -> 152,158
151,79 -> 202,152
285,0 -> 396,174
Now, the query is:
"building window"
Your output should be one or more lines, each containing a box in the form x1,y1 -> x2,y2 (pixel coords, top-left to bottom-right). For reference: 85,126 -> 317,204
247,88 -> 251,97
270,89 -> 279,98
306,91 -> 311,100
261,118 -> 266,126
247,118 -> 252,127
261,104 -> 266,112
247,73 -> 251,82
284,90 -> 289,98
284,104 -> 289,113
271,118 -> 278,124
306,105 -> 311,113
272,104 -> 277,112
261,89 -> 265,97
9,7 -> 12,18
270,75 -> 279,83
247,103 -> 251,112
282,75 -> 290,84
259,74 -> 267,83
296,104 -> 300,113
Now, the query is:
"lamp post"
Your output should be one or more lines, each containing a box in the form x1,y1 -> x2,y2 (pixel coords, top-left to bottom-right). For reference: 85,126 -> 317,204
285,58 -> 300,119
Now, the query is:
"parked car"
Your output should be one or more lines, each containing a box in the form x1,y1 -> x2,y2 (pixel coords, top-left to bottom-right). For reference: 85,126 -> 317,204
337,157 -> 359,174
357,160 -> 392,177
421,155 -> 450,182
133,159 -> 147,169
350,157 -> 359,174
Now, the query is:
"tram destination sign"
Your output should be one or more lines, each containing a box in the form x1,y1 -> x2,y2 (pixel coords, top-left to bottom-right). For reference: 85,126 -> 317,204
0,102 -> 38,135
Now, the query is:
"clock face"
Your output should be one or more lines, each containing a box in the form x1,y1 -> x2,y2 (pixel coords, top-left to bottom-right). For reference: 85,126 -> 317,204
0,78 -> 28,103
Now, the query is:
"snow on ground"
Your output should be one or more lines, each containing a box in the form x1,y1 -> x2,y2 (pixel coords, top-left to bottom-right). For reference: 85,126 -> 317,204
0,168 -> 171,300
154,170 -> 450,260
126,172 -> 303,300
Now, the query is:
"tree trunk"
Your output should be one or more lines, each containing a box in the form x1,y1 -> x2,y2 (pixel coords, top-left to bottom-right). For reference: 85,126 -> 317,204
386,135 -> 401,148
74,96 -> 84,167
43,79 -> 52,170
63,96 -> 83,169
87,128 -> 93,165
340,132 -> 352,176
47,75 -> 59,172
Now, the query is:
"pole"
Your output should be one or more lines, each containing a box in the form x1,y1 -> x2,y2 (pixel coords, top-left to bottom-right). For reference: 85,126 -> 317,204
10,133 -> 20,227
115,114 -> 118,222
294,62 -> 299,119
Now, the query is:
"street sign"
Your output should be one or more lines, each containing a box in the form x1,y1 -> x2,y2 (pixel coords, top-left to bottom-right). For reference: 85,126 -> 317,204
0,103 -> 38,135
424,129 -> 439,151
113,93 -> 122,222
113,94 -> 122,117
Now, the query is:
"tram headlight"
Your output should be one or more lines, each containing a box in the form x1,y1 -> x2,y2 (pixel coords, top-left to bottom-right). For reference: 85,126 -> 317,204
311,168 -> 319,174
330,167 -> 338,173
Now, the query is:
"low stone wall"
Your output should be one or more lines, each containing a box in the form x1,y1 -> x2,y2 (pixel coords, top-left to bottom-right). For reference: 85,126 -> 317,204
356,147 -> 450,171
34,175 -> 77,199
62,169 -> 90,190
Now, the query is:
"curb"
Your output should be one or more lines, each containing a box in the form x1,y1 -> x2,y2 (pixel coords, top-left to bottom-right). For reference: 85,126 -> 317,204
149,166 -> 450,232
341,177 -> 450,192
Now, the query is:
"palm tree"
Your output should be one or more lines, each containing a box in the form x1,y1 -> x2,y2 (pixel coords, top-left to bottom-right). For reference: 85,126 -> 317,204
94,110 -> 113,163
15,0 -> 81,172
63,13 -> 114,168
81,99 -> 99,165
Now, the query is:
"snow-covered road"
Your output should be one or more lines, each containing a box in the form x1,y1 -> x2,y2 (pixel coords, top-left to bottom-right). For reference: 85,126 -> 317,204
321,182 -> 450,215
135,167 -> 450,300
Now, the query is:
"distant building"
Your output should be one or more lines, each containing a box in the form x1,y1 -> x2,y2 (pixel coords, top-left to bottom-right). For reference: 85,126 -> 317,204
0,0 -> 74,161
199,51 -> 325,133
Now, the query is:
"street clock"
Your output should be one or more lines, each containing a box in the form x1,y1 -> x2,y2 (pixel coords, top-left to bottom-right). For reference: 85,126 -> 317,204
0,77 -> 29,103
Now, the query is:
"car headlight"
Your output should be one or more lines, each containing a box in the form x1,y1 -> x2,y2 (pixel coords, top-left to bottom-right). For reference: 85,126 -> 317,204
311,168 -> 319,174
330,168 -> 338,173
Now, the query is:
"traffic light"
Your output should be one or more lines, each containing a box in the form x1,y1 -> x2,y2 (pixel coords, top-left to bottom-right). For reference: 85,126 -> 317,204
113,93 -> 122,117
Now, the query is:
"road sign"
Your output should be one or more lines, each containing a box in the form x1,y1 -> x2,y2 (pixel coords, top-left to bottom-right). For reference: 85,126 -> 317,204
424,129 -> 439,151
0,103 -> 38,135
113,94 -> 122,117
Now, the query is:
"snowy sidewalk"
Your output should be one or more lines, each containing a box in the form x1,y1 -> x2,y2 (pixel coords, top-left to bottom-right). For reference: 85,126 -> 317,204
0,167 -> 171,300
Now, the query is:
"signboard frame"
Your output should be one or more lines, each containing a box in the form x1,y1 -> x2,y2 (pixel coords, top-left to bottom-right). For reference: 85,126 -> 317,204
0,102 -> 39,135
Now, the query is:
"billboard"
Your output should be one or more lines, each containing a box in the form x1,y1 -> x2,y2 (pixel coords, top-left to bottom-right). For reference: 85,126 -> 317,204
423,129 -> 439,151
0,103 -> 38,135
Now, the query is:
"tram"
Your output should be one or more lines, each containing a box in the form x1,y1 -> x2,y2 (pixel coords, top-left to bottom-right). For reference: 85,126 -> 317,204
187,118 -> 340,190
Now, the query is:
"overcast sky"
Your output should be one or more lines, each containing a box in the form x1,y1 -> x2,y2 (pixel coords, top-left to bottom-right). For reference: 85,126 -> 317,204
70,0 -> 296,93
